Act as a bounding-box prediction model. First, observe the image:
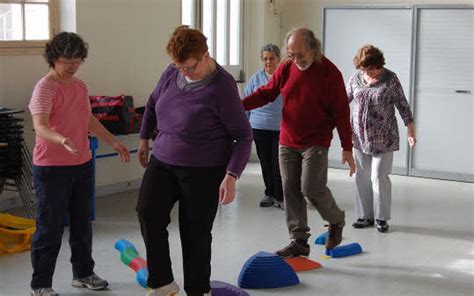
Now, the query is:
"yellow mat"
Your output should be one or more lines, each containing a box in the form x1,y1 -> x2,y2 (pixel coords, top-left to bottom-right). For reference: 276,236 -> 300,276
0,213 -> 36,256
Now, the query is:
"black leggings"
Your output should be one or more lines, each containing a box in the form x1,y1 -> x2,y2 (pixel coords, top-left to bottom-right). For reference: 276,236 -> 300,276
136,156 -> 225,296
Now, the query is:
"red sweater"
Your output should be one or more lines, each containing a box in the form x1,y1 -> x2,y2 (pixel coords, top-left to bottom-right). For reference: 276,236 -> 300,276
242,57 -> 353,151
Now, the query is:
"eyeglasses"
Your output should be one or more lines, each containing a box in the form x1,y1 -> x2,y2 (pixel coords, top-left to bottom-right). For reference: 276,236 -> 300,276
287,52 -> 307,61
172,59 -> 200,73
57,58 -> 83,66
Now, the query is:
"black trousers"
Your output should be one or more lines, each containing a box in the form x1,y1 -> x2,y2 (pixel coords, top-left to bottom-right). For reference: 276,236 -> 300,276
136,156 -> 225,296
31,161 -> 94,289
253,129 -> 283,201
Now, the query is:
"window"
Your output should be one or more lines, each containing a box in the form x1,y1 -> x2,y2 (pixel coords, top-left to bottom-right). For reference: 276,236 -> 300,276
0,0 -> 58,55
181,0 -> 243,80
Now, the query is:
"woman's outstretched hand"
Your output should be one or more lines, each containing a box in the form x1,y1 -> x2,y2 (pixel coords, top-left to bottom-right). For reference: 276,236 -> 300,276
112,142 -> 130,162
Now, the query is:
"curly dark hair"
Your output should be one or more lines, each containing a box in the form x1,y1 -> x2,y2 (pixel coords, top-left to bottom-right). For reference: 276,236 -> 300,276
166,25 -> 208,63
353,44 -> 385,69
44,32 -> 88,68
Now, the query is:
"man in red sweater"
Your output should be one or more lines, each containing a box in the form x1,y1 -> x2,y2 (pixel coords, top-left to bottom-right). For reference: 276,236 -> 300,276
242,27 -> 356,257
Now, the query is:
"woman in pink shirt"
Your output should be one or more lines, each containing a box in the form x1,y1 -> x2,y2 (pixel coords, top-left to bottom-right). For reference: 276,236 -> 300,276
28,32 -> 130,296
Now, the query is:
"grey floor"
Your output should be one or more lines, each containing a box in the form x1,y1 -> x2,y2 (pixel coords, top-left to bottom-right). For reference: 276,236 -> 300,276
1,162 -> 473,296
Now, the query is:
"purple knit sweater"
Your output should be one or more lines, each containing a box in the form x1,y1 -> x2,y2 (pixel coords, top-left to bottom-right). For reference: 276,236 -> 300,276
140,64 -> 252,177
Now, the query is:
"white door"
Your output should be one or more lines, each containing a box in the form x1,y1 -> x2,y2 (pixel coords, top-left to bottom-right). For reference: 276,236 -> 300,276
323,7 -> 413,175
411,8 -> 474,182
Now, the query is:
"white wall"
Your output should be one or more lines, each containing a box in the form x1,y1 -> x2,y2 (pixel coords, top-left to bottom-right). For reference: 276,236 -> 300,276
59,0 -> 76,32
244,0 -> 285,82
75,0 -> 178,107
280,0 -> 473,40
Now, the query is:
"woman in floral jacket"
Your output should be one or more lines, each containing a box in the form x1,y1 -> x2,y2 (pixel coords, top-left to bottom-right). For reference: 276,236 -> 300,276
347,44 -> 416,233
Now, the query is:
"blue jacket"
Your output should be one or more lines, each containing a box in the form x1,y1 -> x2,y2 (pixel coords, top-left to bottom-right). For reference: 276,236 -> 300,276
243,69 -> 283,131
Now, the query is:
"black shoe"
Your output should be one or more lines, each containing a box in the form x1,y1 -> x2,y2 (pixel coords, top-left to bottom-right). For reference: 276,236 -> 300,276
352,218 -> 375,229
275,240 -> 310,258
259,195 -> 274,207
376,219 -> 389,233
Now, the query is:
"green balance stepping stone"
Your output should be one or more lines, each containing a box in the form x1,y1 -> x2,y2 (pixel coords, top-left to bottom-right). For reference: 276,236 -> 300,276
120,248 -> 139,265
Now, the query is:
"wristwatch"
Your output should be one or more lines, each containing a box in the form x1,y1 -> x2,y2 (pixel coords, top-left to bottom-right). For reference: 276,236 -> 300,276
226,171 -> 238,179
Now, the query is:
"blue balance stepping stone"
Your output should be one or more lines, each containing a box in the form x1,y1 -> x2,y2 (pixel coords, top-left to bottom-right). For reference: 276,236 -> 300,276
210,281 -> 249,296
114,239 -> 138,253
325,243 -> 363,258
238,251 -> 299,289
314,231 -> 328,245
136,268 -> 148,288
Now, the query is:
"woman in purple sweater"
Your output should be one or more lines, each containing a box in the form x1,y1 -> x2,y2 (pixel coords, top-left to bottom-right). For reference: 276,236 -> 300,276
136,26 -> 252,296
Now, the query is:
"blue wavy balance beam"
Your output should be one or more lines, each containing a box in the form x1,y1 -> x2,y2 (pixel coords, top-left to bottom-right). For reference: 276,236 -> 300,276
114,239 -> 148,288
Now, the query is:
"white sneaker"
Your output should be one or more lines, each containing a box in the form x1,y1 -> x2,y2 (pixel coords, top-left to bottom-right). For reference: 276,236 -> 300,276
273,199 -> 285,210
146,281 -> 180,296
31,288 -> 58,296
71,272 -> 108,290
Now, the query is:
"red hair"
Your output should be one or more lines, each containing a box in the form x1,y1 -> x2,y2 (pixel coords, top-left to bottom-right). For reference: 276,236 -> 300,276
353,44 -> 385,69
166,25 -> 208,63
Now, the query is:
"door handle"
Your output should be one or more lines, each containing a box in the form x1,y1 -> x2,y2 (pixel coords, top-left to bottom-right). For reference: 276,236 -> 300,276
455,90 -> 471,94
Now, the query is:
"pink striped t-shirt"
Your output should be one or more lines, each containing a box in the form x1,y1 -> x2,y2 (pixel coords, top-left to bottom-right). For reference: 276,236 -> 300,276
28,77 -> 92,166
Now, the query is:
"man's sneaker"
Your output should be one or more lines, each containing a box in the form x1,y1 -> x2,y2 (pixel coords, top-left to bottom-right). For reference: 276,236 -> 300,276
376,219 -> 389,233
259,195 -> 274,207
72,272 -> 108,290
275,240 -> 310,258
326,221 -> 345,250
273,199 -> 285,210
352,218 -> 375,229
146,281 -> 180,296
31,288 -> 58,296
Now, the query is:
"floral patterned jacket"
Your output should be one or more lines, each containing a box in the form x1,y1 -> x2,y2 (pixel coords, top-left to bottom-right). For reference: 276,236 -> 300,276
347,68 -> 414,155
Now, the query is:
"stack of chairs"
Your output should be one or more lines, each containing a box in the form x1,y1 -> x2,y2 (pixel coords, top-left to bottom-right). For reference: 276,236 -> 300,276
0,108 -> 35,218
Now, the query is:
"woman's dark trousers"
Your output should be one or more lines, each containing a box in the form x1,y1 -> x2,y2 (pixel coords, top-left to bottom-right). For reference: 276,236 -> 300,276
253,128 -> 283,201
137,156 -> 225,296
31,161 -> 95,289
